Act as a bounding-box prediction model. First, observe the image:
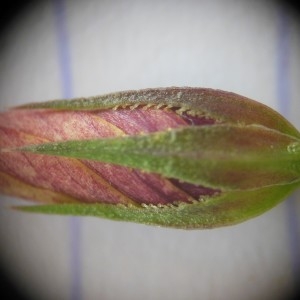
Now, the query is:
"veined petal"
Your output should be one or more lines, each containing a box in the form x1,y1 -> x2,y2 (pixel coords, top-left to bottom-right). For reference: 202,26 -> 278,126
1,100 -> 213,205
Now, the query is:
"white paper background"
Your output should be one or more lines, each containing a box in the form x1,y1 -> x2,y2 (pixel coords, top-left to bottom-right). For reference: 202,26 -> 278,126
0,1 -> 299,299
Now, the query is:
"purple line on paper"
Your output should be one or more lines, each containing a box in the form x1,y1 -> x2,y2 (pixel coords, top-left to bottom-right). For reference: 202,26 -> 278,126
53,1 -> 82,300
54,0 -> 73,97
277,7 -> 300,290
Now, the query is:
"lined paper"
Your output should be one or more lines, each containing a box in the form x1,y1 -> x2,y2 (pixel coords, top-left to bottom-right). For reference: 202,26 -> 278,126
0,1 -> 299,299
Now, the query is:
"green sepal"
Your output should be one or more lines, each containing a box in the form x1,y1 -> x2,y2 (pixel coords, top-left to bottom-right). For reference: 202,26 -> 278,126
14,181 -> 299,229
17,125 -> 300,191
16,87 -> 300,139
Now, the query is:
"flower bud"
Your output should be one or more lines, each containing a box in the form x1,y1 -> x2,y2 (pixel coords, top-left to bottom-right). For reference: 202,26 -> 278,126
1,87 -> 299,228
